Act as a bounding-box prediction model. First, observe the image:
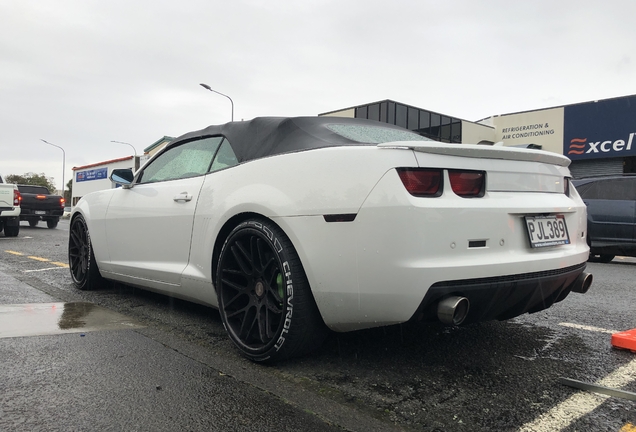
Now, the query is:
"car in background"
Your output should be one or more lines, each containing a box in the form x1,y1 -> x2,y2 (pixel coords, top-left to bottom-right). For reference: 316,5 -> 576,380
17,184 -> 65,228
62,207 -> 72,219
69,116 -> 592,362
573,174 -> 636,263
0,173 -> 21,237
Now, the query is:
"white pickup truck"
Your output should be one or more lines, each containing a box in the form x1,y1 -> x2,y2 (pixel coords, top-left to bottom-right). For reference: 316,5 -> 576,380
0,174 -> 21,237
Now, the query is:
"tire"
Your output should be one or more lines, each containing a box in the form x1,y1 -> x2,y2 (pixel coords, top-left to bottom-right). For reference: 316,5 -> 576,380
47,218 -> 59,229
68,215 -> 105,290
216,219 -> 327,362
4,224 -> 19,237
598,254 -> 615,263
29,219 -> 39,227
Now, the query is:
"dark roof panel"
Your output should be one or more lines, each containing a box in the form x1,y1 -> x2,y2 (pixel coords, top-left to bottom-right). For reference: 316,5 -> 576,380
167,116 -> 417,163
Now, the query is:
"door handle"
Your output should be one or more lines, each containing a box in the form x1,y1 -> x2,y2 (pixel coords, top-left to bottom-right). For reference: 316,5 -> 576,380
173,192 -> 193,202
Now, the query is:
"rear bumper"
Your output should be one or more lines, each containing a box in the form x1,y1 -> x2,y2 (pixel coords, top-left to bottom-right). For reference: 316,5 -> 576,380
0,207 -> 20,218
20,209 -> 63,219
410,263 -> 586,324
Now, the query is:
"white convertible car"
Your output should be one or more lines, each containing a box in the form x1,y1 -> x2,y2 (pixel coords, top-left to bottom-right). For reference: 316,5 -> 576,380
69,117 -> 592,362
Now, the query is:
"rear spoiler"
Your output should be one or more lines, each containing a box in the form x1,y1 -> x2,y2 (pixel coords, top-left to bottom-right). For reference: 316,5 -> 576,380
377,141 -> 571,167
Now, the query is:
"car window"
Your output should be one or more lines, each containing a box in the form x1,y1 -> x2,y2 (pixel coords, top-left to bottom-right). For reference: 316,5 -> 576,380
573,182 -> 594,198
210,139 -> 238,172
326,124 -> 431,143
138,137 -> 223,184
577,178 -> 636,200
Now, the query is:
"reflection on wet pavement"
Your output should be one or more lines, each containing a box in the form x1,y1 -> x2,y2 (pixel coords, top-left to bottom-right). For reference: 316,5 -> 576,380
0,302 -> 144,338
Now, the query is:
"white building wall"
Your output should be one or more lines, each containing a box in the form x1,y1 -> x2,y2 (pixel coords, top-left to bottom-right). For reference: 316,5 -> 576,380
320,108 -> 355,118
491,107 -> 565,154
72,157 -> 134,205
460,120 -> 496,144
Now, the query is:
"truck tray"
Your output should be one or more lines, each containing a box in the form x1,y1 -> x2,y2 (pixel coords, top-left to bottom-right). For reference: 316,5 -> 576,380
611,328 -> 636,353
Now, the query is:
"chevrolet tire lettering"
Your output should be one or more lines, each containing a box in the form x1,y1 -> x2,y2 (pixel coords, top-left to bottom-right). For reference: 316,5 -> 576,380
274,261 -> 294,351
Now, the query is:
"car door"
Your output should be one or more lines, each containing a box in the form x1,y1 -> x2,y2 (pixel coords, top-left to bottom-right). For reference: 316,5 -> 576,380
104,136 -> 224,285
582,178 -> 636,248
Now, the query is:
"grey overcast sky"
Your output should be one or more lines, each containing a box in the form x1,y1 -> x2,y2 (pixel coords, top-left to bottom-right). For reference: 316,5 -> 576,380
2,0 -> 636,191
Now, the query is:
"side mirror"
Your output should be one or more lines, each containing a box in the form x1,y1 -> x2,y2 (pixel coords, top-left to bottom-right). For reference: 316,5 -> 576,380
110,169 -> 134,189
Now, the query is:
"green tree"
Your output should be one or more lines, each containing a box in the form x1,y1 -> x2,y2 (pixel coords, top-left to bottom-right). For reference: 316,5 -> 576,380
6,172 -> 57,193
65,178 -> 73,203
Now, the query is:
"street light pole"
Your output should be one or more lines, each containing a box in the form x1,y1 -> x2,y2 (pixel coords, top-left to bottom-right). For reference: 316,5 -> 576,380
40,139 -> 66,198
111,140 -> 137,156
111,140 -> 139,170
199,83 -> 234,122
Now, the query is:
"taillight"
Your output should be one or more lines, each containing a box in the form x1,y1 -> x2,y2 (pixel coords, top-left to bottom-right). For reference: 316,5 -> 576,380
448,170 -> 485,198
397,168 -> 442,197
564,178 -> 570,196
14,190 -> 21,206
60,197 -> 65,207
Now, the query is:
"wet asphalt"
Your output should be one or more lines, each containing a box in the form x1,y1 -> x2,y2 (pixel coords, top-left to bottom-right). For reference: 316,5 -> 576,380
0,271 -> 351,431
0,220 -> 635,431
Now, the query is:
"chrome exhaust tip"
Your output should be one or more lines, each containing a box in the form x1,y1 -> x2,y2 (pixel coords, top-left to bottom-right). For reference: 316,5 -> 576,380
437,296 -> 470,326
571,272 -> 593,294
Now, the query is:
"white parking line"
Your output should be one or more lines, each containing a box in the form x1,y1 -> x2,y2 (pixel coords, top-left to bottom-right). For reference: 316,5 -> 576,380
518,323 -> 635,431
22,267 -> 68,273
559,322 -> 617,334
518,359 -> 636,431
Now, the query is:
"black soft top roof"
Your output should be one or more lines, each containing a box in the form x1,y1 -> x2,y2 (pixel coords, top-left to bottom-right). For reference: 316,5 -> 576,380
168,116 -> 416,163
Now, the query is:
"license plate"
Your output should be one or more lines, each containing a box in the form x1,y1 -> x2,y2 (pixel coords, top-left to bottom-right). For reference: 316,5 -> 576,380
525,215 -> 570,248
35,210 -> 46,215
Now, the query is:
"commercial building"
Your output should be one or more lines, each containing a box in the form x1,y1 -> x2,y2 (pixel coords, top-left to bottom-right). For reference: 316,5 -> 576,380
71,156 -> 135,206
321,94 -> 636,178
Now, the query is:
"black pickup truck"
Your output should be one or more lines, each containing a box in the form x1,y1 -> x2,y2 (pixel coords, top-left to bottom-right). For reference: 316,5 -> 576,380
17,185 -> 65,229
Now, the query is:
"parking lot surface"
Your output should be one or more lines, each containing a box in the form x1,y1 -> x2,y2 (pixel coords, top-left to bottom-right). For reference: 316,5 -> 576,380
1,220 -> 635,431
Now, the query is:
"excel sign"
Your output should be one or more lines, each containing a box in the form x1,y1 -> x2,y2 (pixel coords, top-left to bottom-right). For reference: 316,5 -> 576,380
564,95 -> 636,160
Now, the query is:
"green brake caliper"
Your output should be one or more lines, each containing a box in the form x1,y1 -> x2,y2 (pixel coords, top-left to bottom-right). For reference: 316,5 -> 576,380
276,273 -> 284,302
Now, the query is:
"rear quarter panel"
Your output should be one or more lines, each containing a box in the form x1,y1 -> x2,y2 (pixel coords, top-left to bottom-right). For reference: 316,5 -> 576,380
181,146 -> 419,306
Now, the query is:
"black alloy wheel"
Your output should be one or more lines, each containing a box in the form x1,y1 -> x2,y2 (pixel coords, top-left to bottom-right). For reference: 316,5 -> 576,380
216,219 -> 326,362
68,215 -> 104,290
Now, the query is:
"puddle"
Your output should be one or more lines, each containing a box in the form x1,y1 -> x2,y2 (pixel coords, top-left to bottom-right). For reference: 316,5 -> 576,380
0,302 -> 144,338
